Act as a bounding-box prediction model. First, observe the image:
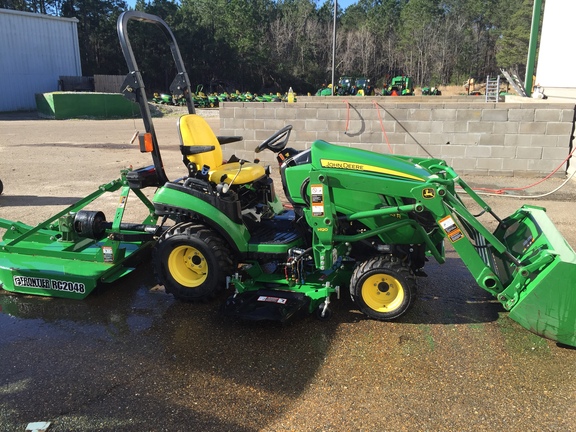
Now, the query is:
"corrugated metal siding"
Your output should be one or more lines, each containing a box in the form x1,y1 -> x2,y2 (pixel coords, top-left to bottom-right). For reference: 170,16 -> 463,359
537,0 -> 576,89
0,9 -> 81,112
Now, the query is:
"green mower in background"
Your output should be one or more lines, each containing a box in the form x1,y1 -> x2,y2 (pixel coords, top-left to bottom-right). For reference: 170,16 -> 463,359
1,11 -> 576,348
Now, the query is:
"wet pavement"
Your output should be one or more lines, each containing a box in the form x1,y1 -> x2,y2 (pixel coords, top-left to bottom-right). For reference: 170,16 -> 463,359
1,115 -> 576,431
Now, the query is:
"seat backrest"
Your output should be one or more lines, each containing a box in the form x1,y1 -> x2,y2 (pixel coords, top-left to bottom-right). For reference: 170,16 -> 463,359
178,114 -> 223,170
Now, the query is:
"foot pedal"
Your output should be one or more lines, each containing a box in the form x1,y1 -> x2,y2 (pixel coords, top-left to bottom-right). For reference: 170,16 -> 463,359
221,289 -> 310,323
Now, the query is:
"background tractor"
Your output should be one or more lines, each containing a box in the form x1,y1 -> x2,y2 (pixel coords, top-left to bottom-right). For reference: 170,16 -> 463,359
383,76 -> 414,95
1,12 -> 575,348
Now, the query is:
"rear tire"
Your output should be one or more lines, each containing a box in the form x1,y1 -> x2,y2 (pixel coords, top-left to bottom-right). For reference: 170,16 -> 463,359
350,255 -> 416,320
153,224 -> 235,301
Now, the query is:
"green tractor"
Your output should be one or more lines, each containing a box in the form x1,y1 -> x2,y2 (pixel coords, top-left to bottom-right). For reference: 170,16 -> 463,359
355,77 -> 375,96
1,11 -> 576,347
335,76 -> 354,95
383,76 -> 414,96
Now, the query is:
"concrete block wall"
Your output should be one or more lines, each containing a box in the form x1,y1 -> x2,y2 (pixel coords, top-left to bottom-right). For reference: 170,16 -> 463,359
219,99 -> 576,177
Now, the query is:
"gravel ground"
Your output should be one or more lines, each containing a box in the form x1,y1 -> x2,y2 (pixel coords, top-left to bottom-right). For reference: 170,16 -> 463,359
1,111 -> 576,432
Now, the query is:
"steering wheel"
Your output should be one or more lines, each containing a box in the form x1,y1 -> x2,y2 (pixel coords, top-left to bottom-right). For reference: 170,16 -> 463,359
254,125 -> 292,153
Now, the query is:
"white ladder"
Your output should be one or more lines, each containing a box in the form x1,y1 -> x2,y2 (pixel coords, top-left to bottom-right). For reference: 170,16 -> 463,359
485,75 -> 500,103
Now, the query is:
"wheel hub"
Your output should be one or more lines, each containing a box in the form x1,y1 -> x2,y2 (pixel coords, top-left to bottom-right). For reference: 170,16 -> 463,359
377,281 -> 390,293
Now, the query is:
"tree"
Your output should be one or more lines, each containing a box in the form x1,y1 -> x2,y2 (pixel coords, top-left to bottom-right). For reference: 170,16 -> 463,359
61,0 -> 128,76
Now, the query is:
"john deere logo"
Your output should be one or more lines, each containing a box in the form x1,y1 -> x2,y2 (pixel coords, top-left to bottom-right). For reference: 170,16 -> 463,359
422,188 -> 435,199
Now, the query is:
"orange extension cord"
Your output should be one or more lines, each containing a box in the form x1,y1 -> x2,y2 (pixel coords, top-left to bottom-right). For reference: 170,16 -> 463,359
342,100 -> 575,196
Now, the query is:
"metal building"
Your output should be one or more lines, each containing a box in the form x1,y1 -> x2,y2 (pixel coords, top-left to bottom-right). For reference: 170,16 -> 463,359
536,0 -> 576,101
0,9 -> 81,112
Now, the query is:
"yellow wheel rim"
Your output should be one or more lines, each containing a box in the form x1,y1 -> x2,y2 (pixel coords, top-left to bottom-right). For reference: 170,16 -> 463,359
168,245 -> 208,288
361,273 -> 404,312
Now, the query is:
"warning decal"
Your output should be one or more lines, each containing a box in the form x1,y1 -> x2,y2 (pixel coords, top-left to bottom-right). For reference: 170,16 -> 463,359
439,215 -> 464,243
311,184 -> 324,217
257,296 -> 288,304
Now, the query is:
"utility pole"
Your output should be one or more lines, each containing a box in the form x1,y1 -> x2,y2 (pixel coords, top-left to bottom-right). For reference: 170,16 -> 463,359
331,0 -> 337,96
525,0 -> 543,97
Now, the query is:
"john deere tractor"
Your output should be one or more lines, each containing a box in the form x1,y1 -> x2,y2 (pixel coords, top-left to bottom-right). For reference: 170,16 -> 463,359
1,11 -> 576,348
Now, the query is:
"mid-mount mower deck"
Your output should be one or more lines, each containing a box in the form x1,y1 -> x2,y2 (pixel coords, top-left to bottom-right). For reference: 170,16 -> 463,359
1,11 -> 575,347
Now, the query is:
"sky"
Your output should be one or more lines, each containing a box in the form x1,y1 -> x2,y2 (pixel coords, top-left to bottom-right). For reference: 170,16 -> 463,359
336,0 -> 357,10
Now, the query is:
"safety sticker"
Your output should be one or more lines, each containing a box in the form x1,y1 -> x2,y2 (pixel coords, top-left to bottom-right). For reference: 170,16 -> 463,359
102,246 -> 114,262
257,296 -> 287,304
439,215 -> 464,242
311,184 -> 324,216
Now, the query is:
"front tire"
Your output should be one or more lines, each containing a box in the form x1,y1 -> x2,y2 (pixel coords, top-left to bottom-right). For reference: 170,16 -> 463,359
154,224 -> 235,301
350,256 -> 416,320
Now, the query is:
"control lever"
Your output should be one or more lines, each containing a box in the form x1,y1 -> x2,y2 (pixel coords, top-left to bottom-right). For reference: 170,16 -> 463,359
221,160 -> 245,194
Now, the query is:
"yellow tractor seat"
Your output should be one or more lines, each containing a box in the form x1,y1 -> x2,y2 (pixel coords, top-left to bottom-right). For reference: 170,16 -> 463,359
178,114 -> 265,185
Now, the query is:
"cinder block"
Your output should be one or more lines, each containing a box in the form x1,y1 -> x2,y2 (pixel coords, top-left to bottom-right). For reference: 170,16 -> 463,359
439,144 -> 466,157
491,146 -> 517,158
508,109 -> 534,122
254,108 -> 276,119
454,132 -> 482,145
456,109 -> 481,121
277,107 -> 299,120
430,133 -> 454,146
325,119 -> 345,133
264,119 -> 287,131
451,158 -> 477,170
530,135 -> 562,148
542,147 -> 570,161
534,109 -> 562,122
416,122 -> 432,133
493,121 -> 519,134
408,109 -> 432,121
527,158 -> 564,173
317,109 -> 336,120
561,109 -> 575,123
516,146 -> 542,159
308,118 -> 332,132
320,131 -> 342,143
405,132 -> 430,145
431,109 -> 457,121
466,145 -> 492,158
546,122 -> 573,136
219,107 -> 234,119
443,121 -> 468,133
518,122 -> 546,134
293,130 -> 319,143
502,158 -> 529,171
504,134 -> 530,147
385,108 -> 409,121
400,122 -> 419,133
476,158 -> 503,170
358,109 -> 379,121
234,107 -> 254,119
481,109 -> 508,122
488,170 -> 514,177
478,134 -> 505,146
295,108 -> 319,119
468,122 -> 494,133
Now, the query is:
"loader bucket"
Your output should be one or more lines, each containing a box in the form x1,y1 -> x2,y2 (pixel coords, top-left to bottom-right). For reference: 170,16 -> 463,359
494,205 -> 576,346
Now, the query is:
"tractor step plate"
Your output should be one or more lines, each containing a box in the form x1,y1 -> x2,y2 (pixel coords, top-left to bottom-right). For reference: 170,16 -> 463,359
221,289 -> 310,323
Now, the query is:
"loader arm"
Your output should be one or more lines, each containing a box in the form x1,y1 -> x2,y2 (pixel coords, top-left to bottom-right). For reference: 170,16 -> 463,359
293,140 -> 576,346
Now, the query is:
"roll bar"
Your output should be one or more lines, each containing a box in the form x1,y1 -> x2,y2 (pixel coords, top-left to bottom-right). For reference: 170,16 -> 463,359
116,11 -> 195,184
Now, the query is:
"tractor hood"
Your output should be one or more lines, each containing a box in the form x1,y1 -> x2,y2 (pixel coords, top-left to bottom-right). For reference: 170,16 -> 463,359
310,140 -> 433,182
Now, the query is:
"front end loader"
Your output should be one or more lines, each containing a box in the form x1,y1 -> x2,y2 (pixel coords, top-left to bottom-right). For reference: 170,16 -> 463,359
1,11 -> 575,348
